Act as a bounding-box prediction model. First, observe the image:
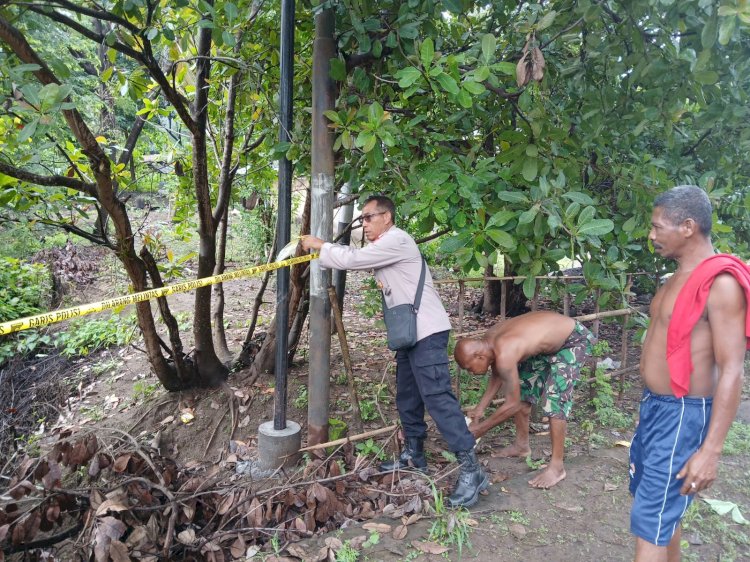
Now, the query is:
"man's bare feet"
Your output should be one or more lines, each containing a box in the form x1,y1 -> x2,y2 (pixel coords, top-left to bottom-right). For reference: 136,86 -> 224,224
528,465 -> 566,489
491,443 -> 531,458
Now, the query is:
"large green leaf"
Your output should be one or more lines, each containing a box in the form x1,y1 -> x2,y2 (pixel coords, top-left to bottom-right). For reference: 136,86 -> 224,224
481,34 -> 496,63
578,219 -> 615,237
420,38 -> 435,67
522,158 -> 538,182
435,72 -> 460,95
486,229 -> 516,249
496,191 -> 529,204
396,67 -> 422,88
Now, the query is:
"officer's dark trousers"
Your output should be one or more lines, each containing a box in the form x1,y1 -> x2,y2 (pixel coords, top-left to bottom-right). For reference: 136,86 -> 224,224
395,330 -> 475,452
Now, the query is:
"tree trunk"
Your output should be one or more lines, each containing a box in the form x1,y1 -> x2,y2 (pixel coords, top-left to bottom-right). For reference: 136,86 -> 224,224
248,189 -> 311,378
481,264 -> 503,316
212,204 -> 232,363
190,11 -> 228,386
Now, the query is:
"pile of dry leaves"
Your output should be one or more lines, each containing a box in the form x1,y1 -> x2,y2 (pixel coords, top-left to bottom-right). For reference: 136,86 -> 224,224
1,426 -> 441,561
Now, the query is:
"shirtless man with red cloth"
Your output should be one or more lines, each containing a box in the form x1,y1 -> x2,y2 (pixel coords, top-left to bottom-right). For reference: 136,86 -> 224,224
630,185 -> 750,561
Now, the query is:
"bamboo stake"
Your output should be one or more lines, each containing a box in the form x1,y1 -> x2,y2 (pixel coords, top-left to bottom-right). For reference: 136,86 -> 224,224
592,289 -> 602,338
298,424 -> 398,452
327,285 -> 363,433
455,306 -> 647,339
456,279 -> 465,404
500,279 -> 507,320
619,313 -> 630,400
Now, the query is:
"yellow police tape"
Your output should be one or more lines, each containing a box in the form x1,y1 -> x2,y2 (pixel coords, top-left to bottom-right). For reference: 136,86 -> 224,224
0,253 -> 318,336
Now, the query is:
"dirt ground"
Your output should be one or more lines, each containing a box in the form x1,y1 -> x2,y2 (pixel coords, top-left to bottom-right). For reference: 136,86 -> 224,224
4,250 -> 750,562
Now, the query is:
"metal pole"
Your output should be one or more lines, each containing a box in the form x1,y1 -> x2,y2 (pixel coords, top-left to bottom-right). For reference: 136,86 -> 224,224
307,6 -> 336,446
273,0 -> 295,431
333,183 -> 354,309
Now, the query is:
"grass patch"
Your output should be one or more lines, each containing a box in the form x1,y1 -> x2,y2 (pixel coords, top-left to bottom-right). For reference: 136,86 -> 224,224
723,422 -> 750,455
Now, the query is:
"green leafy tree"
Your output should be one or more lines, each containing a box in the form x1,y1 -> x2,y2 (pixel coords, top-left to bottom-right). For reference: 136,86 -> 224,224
325,0 -> 750,310
0,1 -> 315,389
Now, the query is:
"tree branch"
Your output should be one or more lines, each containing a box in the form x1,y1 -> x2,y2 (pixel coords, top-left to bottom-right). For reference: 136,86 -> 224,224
0,160 -> 96,195
681,127 -> 713,157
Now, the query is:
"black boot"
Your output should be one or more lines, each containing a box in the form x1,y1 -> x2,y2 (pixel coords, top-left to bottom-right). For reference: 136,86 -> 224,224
447,449 -> 489,508
379,437 -> 428,473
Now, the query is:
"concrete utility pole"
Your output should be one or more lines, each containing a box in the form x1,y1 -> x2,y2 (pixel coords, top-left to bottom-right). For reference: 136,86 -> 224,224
307,7 -> 336,446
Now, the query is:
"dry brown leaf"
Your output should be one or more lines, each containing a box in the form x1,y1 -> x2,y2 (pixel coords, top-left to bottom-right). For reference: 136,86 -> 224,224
516,42 -> 530,87
177,529 -> 196,546
45,504 -> 60,524
93,517 -> 126,562
8,480 -> 34,501
404,513 -> 422,526
246,497 -> 263,528
392,524 -> 408,540
382,503 -> 397,518
348,535 -> 367,549
362,522 -> 391,534
312,482 -> 328,503
285,543 -> 307,559
95,499 -> 129,517
41,461 -> 62,490
217,491 -> 236,515
412,540 -> 449,555
112,454 -> 131,473
509,523 -> 527,538
182,502 -> 196,522
229,535 -> 246,559
109,540 -> 130,562
531,46 -> 546,81
324,536 -> 343,550
125,526 -> 148,548
490,471 -> 510,482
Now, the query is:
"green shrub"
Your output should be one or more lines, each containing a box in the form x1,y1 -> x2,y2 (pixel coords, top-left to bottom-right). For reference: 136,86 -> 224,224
0,257 -> 52,322
0,257 -> 54,366
55,314 -> 137,357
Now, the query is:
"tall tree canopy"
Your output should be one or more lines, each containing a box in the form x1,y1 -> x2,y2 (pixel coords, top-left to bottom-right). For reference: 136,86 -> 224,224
327,0 -> 749,304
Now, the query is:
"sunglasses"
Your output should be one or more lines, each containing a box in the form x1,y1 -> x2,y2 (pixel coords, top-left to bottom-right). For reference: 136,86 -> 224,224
361,211 -> 386,223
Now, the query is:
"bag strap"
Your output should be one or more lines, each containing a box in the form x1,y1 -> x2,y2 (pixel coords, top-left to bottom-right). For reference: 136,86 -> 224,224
380,255 -> 427,312
413,256 -> 427,312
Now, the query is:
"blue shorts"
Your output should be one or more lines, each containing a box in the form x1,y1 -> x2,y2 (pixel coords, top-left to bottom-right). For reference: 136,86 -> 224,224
629,390 -> 712,546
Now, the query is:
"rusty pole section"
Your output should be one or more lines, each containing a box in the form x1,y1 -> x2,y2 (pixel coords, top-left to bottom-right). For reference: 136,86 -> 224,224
307,7 -> 336,446
327,285 -> 364,433
273,0 -> 295,431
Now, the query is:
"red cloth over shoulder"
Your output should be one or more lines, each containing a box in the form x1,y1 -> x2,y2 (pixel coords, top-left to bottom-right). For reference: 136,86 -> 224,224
667,254 -> 750,397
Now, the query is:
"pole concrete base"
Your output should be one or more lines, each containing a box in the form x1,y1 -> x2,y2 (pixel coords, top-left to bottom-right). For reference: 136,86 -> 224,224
257,420 -> 301,472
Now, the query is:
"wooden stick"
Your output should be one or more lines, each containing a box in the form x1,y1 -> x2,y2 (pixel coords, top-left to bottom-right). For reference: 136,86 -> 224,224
455,306 -> 647,339
298,424 -> 398,452
456,279 -> 465,404
327,285 -> 363,432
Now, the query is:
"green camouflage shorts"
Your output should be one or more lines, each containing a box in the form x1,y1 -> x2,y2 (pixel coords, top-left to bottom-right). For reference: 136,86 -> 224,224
518,321 -> 595,420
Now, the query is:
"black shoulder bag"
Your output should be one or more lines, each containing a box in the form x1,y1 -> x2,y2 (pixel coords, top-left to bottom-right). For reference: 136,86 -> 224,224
381,257 -> 426,351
